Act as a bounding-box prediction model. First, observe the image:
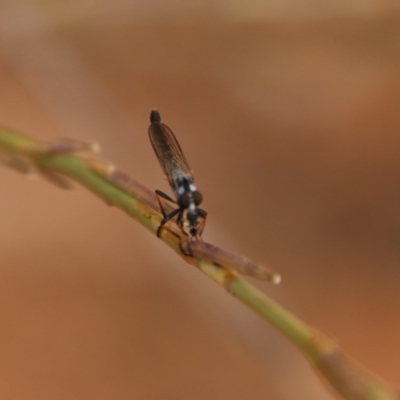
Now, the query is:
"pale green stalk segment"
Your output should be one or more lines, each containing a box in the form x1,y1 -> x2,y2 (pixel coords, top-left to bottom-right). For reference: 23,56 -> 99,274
0,128 -> 37,152
230,278 -> 321,359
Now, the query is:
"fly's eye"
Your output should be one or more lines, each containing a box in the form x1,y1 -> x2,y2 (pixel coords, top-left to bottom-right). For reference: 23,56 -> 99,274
192,191 -> 203,206
178,193 -> 190,208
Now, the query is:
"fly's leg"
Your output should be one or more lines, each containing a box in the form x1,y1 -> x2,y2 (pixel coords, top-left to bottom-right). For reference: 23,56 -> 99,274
155,189 -> 176,216
176,208 -> 185,229
197,208 -> 207,237
197,208 -> 207,218
178,208 -> 192,256
156,208 -> 181,237
155,190 -> 181,237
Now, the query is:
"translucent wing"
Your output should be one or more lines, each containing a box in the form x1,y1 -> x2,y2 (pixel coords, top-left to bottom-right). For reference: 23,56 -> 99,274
148,111 -> 193,190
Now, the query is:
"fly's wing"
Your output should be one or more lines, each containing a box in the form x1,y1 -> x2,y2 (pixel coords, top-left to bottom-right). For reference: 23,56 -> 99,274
148,120 -> 193,190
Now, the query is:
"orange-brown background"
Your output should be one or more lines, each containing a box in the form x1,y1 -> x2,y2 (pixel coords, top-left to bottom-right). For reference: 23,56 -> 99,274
0,2 -> 399,399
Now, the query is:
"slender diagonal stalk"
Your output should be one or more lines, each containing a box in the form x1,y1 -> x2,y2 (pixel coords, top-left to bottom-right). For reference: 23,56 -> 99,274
0,127 -> 398,400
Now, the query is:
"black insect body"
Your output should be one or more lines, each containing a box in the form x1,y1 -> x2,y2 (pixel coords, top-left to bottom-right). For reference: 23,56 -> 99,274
148,110 -> 207,239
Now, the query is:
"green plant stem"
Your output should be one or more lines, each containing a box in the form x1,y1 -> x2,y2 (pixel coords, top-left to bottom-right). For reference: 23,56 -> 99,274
0,127 -> 398,400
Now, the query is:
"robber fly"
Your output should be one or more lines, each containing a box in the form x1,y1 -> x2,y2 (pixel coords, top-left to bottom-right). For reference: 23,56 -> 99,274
148,110 -> 207,239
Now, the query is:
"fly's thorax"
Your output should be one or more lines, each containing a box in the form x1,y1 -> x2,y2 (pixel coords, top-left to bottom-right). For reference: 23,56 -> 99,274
173,175 -> 194,197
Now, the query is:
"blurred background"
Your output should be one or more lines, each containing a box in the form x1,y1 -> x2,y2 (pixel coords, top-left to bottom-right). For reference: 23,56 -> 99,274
0,1 -> 400,399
